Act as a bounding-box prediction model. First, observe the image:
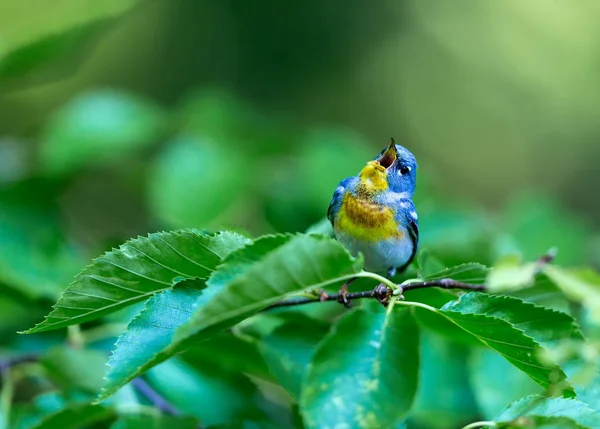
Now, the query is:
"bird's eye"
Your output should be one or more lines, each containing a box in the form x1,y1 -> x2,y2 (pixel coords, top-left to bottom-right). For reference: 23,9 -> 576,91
399,166 -> 411,175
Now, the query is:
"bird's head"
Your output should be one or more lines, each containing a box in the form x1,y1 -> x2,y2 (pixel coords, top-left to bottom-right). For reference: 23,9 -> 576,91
357,139 -> 417,196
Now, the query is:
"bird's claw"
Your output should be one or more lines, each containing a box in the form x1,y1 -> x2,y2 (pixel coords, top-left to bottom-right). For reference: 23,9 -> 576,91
337,283 -> 352,308
374,283 -> 393,307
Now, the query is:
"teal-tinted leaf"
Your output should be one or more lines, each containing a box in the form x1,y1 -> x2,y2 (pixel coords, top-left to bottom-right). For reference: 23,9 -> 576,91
110,414 -> 199,429
544,266 -> 600,324
98,235 -> 271,400
409,331 -> 479,429
146,358 -> 265,427
301,304 -> 419,429
304,218 -> 334,236
427,293 -> 578,394
260,315 -> 330,399
173,234 -> 363,345
29,403 -> 115,429
40,90 -> 165,175
495,395 -> 600,428
469,348 -> 543,419
25,231 -> 249,333
99,283 -> 205,401
148,135 -> 249,228
420,262 -> 489,284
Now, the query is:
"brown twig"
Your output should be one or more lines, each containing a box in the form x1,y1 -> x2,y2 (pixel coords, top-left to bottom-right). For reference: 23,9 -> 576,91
265,279 -> 486,310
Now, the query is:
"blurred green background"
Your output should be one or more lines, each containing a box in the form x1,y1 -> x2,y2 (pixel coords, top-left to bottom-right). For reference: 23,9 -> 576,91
1,1 -> 600,428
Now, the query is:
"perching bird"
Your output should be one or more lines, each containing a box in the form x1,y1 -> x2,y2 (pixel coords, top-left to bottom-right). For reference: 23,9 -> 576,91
327,138 -> 419,305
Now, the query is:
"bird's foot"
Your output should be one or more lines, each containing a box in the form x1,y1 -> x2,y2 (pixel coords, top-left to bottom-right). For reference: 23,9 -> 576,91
337,282 -> 352,308
373,284 -> 392,307
319,290 -> 329,302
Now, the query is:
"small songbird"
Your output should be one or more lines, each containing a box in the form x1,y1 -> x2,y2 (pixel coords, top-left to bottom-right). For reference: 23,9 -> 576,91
327,138 -> 419,305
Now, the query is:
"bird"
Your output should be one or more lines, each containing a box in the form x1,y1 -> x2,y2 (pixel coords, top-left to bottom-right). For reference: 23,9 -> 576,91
327,138 -> 419,306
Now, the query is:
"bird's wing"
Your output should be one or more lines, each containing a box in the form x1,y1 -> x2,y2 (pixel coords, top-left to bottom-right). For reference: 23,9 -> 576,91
327,177 -> 353,226
395,200 -> 419,272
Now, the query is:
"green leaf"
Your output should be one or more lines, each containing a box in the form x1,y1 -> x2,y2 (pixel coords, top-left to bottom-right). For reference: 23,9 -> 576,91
41,348 -> 108,394
146,358 -> 266,427
260,315 -> 330,399
148,134 -> 250,228
173,233 -> 363,345
495,395 -> 600,428
496,416 -> 592,429
29,403 -> 115,429
544,266 -> 600,324
110,414 -> 199,429
98,235 -> 275,400
25,231 -> 249,333
40,90 -> 165,175
301,303 -> 419,429
487,255 -> 537,293
469,348 -> 543,419
420,262 -> 489,284
409,331 -> 479,429
508,275 -> 572,314
418,293 -> 578,394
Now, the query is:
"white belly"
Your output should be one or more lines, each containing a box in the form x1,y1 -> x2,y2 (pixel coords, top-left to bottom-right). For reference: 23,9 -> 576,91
335,230 -> 414,274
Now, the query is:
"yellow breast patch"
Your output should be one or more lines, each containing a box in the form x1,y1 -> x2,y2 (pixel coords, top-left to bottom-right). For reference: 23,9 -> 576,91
335,194 -> 403,242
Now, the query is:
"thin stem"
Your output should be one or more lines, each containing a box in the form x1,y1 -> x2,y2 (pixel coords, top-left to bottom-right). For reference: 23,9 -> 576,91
131,378 -> 179,416
265,278 -> 484,310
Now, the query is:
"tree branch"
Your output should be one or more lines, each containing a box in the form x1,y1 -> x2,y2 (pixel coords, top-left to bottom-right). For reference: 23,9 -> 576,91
265,278 -> 485,310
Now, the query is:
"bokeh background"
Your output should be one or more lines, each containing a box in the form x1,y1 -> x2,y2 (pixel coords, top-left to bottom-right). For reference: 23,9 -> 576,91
1,1 -> 599,428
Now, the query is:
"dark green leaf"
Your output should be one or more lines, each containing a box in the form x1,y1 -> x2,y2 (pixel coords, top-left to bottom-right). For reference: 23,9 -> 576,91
469,348 -> 543,419
301,304 -> 419,429
424,293 -> 578,394
495,395 -> 600,428
172,234 -> 363,346
41,348 -> 108,394
146,358 -> 265,427
260,315 -> 330,399
29,403 -> 115,429
25,231 -> 249,333
409,331 -> 479,429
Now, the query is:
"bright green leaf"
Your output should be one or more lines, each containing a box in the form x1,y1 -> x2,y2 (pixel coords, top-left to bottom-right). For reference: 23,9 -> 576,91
420,262 -> 489,284
495,395 -> 600,428
544,266 -> 600,324
25,231 -> 249,333
487,255 -> 537,293
301,303 -> 419,429
496,416 -> 591,429
41,348 -> 108,394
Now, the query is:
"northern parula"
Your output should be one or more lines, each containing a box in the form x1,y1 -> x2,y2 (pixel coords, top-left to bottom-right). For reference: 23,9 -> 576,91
327,139 -> 418,305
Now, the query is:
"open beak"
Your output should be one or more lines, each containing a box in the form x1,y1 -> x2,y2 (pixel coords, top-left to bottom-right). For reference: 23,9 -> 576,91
376,138 -> 397,169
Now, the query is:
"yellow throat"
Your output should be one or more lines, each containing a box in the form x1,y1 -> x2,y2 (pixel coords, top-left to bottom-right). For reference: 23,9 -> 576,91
357,161 -> 388,194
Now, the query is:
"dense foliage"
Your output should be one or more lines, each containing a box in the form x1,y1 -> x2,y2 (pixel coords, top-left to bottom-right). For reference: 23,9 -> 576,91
2,1 -> 600,429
